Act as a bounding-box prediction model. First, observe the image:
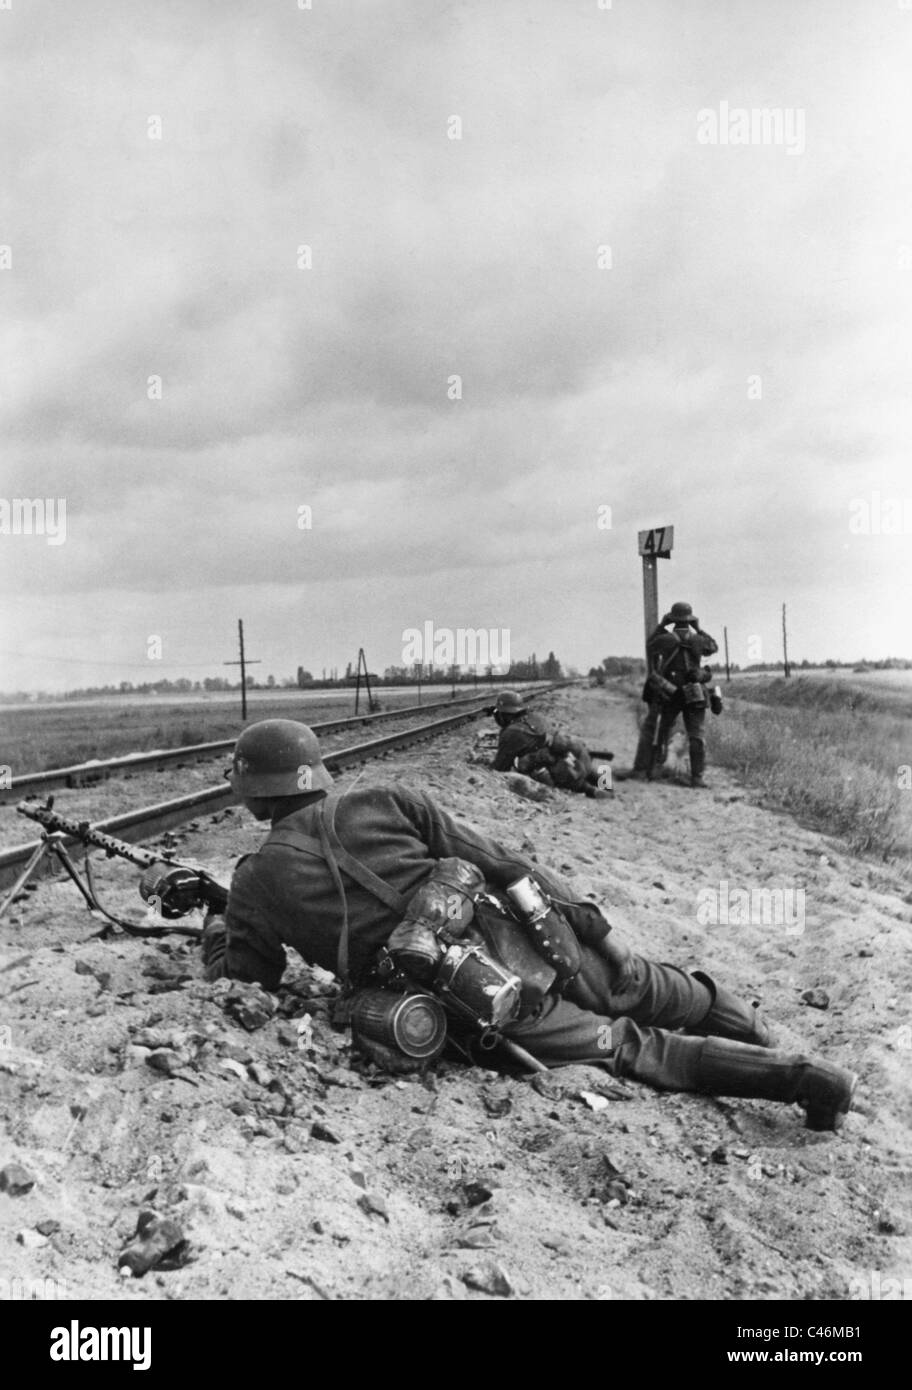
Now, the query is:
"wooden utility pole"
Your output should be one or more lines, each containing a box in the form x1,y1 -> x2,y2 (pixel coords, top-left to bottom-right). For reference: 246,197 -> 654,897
353,648 -> 377,714
782,603 -> 791,678
723,626 -> 731,683
223,619 -> 261,721
637,526 -> 675,664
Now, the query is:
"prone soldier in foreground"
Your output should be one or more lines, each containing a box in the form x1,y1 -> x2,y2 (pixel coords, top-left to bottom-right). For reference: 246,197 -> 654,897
201,719 -> 856,1132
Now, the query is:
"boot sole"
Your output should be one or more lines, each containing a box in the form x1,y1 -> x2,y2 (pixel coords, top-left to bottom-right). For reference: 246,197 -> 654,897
804,1072 -> 858,1132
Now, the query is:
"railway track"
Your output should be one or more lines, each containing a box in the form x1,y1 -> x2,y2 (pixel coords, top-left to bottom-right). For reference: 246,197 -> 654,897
2,689 -> 551,800
0,684 -> 568,895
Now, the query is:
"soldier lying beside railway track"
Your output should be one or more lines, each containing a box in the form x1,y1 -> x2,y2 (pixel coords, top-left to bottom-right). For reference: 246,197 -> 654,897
199,718 -> 857,1132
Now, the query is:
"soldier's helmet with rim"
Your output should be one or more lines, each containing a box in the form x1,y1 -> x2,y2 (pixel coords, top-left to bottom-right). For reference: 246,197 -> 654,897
226,719 -> 333,798
494,690 -> 527,715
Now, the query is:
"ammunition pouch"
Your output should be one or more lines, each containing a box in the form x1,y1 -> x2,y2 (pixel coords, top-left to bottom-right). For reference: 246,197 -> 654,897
682,681 -> 707,707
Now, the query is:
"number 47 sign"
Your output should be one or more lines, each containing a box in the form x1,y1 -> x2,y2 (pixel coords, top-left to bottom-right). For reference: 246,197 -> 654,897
638,525 -> 674,558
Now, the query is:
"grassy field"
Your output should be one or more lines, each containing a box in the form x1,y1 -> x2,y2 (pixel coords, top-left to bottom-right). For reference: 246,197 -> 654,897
618,673 -> 911,871
0,688 -> 484,773
707,676 -> 910,868
731,670 -> 912,714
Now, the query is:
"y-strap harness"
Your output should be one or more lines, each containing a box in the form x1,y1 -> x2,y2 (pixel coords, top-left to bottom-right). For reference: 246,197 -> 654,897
647,635 -> 683,692
266,791 -> 407,985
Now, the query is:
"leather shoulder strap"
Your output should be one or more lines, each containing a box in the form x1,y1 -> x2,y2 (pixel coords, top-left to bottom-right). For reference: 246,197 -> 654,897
265,819 -> 352,983
321,793 -> 409,915
653,634 -> 682,676
266,827 -> 326,856
262,796 -> 411,984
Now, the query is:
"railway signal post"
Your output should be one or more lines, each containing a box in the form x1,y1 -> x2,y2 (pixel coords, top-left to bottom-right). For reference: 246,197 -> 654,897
637,526 -> 674,663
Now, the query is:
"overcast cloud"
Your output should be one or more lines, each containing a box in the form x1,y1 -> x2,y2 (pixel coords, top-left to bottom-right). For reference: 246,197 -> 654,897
1,0 -> 910,691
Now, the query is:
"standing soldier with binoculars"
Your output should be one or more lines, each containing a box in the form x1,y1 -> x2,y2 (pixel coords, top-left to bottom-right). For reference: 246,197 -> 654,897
632,601 -> 721,788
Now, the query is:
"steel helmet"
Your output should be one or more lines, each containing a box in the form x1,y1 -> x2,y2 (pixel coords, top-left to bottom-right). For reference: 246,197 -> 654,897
495,690 -> 527,715
668,601 -> 694,623
227,720 -> 333,798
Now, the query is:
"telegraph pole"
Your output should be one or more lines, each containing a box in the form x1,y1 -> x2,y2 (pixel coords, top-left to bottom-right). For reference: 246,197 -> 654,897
353,647 -> 377,714
224,619 -> 261,721
782,603 -> 791,678
723,625 -> 731,683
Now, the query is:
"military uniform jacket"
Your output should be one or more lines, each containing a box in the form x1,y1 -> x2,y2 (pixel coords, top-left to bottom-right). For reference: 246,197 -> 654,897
492,713 -> 551,772
642,625 -> 719,698
211,784 -> 610,990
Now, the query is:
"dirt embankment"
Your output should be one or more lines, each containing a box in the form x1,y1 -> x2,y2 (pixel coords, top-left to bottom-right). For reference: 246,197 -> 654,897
1,687 -> 910,1301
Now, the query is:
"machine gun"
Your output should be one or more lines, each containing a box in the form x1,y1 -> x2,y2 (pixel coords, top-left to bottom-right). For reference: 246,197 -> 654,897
4,798 -> 228,936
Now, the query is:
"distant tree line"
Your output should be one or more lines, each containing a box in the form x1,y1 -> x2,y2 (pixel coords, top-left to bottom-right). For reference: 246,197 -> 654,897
586,654 -> 912,687
1,651 -> 570,703
381,651 -> 565,685
737,658 -> 912,674
588,656 -> 646,684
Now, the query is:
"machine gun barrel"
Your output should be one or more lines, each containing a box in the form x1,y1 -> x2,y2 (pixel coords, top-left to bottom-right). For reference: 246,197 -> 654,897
17,799 -> 162,869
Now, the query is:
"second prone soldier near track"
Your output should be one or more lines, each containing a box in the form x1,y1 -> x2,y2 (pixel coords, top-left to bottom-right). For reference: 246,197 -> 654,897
201,718 -> 856,1132
489,690 -> 613,798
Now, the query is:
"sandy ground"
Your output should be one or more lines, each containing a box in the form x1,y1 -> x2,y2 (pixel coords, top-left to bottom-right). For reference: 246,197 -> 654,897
1,685 -> 910,1302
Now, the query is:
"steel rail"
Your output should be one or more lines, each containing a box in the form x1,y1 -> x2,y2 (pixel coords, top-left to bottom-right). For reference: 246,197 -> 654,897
0,684 -> 569,895
1,684 -> 557,800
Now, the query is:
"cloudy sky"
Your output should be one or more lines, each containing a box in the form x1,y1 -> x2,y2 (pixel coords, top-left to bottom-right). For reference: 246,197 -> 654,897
1,0 -> 910,693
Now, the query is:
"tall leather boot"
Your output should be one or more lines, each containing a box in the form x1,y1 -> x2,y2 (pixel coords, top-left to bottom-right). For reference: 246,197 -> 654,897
686,970 -> 772,1047
696,1037 -> 857,1132
610,1020 -> 856,1131
689,740 -> 707,788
